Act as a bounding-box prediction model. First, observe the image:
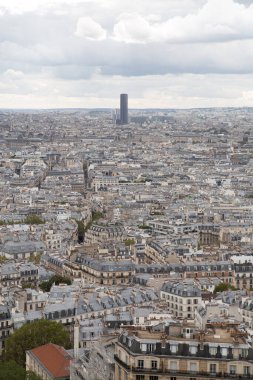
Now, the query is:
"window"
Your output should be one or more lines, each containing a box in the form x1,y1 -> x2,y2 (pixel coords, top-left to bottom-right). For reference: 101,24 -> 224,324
241,349 -> 248,358
189,363 -> 197,373
138,360 -> 144,369
210,364 -> 216,374
244,366 -> 250,376
147,344 -> 156,352
136,376 -> 145,380
141,344 -> 147,352
209,347 -> 217,356
170,345 -> 178,354
151,361 -> 157,369
229,365 -> 236,375
170,361 -> 177,371
149,377 -> 158,380
170,377 -> 176,380
189,345 -> 197,355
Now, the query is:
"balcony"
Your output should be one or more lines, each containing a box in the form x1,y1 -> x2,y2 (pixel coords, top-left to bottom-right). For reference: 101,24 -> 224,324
114,356 -> 253,379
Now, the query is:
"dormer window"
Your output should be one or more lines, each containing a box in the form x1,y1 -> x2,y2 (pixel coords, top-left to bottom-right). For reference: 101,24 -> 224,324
141,343 -> 147,352
241,349 -> 248,358
209,346 -> 217,356
221,347 -> 228,357
170,344 -> 178,354
189,345 -> 197,355
147,343 -> 156,352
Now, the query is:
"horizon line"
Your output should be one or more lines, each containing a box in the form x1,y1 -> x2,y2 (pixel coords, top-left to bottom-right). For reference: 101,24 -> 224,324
1,106 -> 253,111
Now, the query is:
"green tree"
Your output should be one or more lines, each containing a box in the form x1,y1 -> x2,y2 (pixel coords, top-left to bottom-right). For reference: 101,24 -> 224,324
124,238 -> 135,246
138,224 -> 151,230
39,275 -> 72,292
0,255 -> 7,264
0,361 -> 42,380
91,210 -> 104,221
0,361 -> 26,380
24,215 -> 45,225
214,282 -> 236,294
4,319 -> 71,367
29,252 -> 42,265
76,220 -> 84,236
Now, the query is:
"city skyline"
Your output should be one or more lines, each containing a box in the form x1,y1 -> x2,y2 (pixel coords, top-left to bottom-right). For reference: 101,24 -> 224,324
0,0 -> 253,109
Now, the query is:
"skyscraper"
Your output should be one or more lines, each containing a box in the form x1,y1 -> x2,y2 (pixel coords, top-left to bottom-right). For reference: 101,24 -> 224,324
120,93 -> 128,125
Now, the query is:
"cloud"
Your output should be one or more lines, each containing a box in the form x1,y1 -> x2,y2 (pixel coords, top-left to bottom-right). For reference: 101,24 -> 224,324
75,17 -> 107,40
113,0 -> 253,44
0,0 -> 253,108
113,14 -> 151,43
1,71 -> 253,109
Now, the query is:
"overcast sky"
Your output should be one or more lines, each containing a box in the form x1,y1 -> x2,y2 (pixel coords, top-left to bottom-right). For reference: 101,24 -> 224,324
0,0 -> 253,109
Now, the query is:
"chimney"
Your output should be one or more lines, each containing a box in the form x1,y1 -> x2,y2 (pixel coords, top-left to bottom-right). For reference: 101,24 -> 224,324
74,319 -> 80,360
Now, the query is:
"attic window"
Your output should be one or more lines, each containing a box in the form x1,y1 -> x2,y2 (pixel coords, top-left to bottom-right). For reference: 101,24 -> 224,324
189,345 -> 197,355
170,344 -> 178,354
141,343 -> 147,352
147,343 -> 156,352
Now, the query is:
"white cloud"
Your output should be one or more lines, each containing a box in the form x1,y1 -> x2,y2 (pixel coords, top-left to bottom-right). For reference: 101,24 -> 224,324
75,16 -> 107,40
1,70 -> 253,109
0,0 -> 253,108
3,69 -> 24,80
113,14 -> 152,43
113,0 -> 253,43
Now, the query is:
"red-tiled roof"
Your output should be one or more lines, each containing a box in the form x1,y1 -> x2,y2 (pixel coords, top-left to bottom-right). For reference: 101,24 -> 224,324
30,343 -> 72,379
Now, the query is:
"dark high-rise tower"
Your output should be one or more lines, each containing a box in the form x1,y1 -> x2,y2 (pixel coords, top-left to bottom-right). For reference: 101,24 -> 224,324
120,93 -> 128,124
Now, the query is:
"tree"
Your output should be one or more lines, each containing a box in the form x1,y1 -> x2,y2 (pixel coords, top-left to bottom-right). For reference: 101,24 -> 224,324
138,224 -> 151,230
24,215 -> 45,225
124,238 -> 135,246
4,319 -> 71,367
92,210 -> 104,221
214,282 -> 237,294
39,274 -> 72,292
0,361 -> 42,380
76,220 -> 85,243
0,361 -> 26,380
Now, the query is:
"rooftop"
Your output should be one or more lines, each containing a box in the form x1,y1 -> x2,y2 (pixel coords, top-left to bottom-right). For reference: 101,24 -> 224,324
29,343 -> 72,379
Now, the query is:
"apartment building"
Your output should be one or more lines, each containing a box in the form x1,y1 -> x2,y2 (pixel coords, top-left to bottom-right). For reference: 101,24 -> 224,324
74,255 -> 135,285
115,322 -> 253,380
0,305 -> 13,355
84,224 -> 124,245
160,281 -> 201,320
183,262 -> 233,285
234,263 -> 253,290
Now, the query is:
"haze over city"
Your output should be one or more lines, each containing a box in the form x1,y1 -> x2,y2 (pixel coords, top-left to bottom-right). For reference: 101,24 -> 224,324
1,0 -> 253,109
2,1 -> 253,380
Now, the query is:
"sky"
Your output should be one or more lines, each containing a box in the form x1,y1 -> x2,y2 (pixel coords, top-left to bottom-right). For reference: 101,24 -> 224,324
0,0 -> 253,109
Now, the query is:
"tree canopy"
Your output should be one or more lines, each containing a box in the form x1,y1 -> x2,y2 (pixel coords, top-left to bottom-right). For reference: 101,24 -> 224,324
214,282 -> 236,294
24,215 -> 45,225
39,274 -> 72,292
4,319 -> 71,367
124,238 -> 135,246
0,361 -> 42,380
